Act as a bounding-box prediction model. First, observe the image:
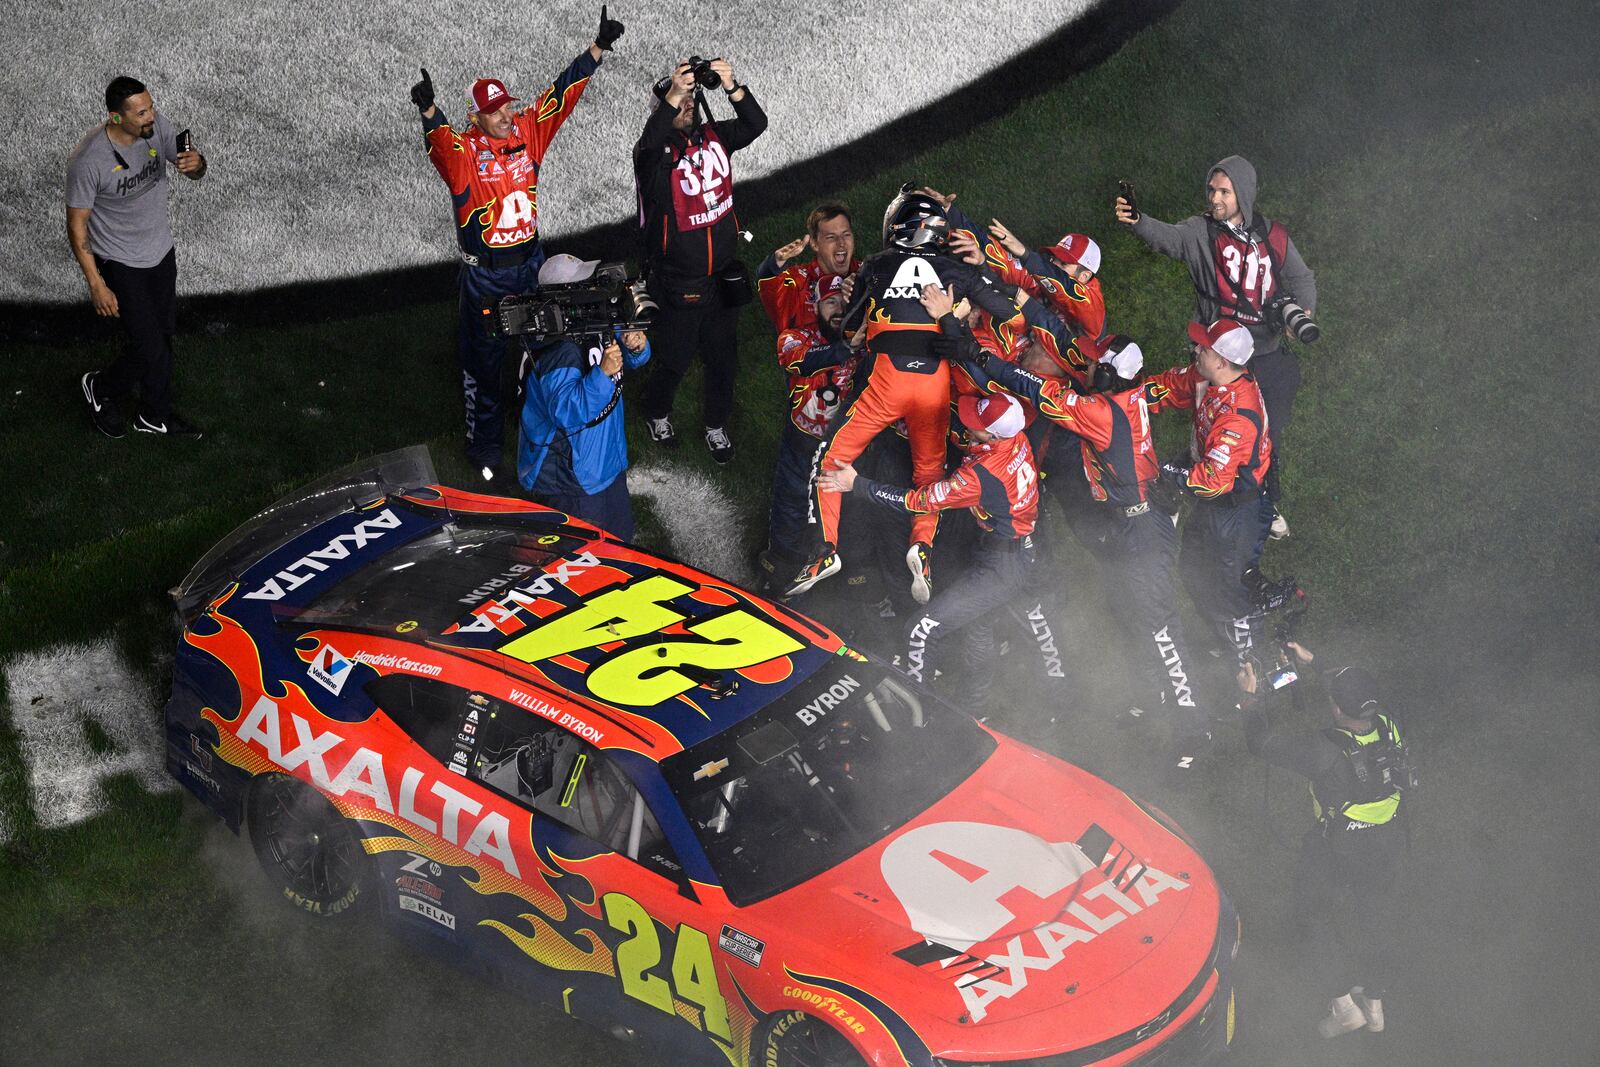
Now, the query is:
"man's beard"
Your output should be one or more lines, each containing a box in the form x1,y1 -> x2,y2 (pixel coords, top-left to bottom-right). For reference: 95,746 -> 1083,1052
138,125 -> 155,140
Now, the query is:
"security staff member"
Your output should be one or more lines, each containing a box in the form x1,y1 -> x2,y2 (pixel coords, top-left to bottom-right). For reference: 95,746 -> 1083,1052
819,391 -> 1038,714
1241,647 -> 1411,1039
412,6 -> 625,482
958,308 -> 1216,767
635,57 -> 767,464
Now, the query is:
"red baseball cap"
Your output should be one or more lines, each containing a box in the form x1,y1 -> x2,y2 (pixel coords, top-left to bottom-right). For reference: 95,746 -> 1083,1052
1187,318 -> 1254,365
470,78 -> 518,114
957,392 -> 1026,439
1044,233 -> 1102,275
811,273 -> 847,303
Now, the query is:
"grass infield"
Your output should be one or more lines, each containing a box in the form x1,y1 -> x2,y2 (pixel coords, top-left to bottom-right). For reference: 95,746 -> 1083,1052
2,0 -> 1598,1063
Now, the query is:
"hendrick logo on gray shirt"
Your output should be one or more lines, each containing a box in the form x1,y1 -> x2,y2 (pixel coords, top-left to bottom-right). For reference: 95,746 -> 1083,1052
65,112 -> 179,268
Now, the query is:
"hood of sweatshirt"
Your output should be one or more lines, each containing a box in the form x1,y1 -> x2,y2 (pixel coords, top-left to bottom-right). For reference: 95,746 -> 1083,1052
1208,154 -> 1258,230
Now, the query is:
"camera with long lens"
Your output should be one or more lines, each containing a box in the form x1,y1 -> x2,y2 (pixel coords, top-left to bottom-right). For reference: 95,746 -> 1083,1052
685,56 -> 722,90
491,262 -> 657,342
1243,567 -> 1309,689
1266,294 -> 1321,344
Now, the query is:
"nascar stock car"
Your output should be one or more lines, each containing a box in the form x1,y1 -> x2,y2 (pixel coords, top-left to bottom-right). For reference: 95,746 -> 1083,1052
165,448 -> 1239,1067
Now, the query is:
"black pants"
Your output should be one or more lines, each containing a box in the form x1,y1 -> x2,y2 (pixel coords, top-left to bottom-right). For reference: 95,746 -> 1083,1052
539,470 -> 634,544
903,534 -> 1035,711
1249,345 -> 1302,503
1294,820 -> 1406,998
641,281 -> 739,430
1181,494 -> 1272,658
1110,507 -> 1211,734
767,421 -> 823,563
458,257 -> 543,469
97,248 -> 177,421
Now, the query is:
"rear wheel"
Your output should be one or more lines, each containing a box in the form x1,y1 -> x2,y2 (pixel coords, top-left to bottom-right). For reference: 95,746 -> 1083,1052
759,1011 -> 867,1067
248,773 -> 369,919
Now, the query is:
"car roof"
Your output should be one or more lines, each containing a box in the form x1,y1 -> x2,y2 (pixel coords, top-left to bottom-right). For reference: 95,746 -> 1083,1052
220,485 -> 853,760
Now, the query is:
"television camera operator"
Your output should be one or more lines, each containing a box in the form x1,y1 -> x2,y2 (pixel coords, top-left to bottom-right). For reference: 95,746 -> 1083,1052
1240,644 -> 1416,1040
514,254 -> 652,541
634,56 -> 768,464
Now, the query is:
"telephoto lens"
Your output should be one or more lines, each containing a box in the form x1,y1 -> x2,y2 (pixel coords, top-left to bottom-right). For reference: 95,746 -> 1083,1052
686,55 -> 722,90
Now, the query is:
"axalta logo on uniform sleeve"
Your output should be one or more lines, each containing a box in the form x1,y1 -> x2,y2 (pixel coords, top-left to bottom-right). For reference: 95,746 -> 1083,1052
245,509 -> 404,601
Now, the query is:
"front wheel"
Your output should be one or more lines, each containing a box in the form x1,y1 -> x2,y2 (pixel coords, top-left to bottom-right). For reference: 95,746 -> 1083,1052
759,1011 -> 867,1067
248,773 -> 369,919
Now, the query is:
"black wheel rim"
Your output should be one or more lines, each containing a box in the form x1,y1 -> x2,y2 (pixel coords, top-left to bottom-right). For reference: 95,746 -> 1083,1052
774,1015 -> 862,1067
257,777 -> 359,900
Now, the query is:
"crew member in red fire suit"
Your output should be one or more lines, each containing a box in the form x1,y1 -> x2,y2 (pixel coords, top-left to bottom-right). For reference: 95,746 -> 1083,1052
1144,318 -> 1274,665
819,390 -> 1038,713
412,7 -> 624,480
757,274 -> 859,590
787,186 -> 1019,604
959,311 -> 1217,765
757,202 -> 859,332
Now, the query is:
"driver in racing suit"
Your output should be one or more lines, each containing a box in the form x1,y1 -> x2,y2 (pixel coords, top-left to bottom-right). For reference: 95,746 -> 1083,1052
787,186 -> 1020,605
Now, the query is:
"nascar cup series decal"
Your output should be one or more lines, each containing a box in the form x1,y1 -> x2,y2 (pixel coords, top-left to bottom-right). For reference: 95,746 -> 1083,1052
881,822 -> 1190,1022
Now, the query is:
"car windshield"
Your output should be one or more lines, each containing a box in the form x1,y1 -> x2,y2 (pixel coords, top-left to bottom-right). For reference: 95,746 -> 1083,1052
300,525 -> 573,633
661,658 -> 997,906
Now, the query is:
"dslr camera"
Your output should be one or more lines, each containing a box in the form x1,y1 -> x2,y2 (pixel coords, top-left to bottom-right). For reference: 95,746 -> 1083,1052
491,262 -> 656,342
685,56 -> 723,90
1243,567 -> 1309,690
1266,294 -> 1321,344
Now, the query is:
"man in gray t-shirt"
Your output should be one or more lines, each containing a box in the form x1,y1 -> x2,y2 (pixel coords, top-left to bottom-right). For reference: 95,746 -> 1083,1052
68,75 -> 208,438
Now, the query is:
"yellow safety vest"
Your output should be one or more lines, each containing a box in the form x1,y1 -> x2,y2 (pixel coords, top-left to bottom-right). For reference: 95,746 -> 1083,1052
1311,714 -> 1403,826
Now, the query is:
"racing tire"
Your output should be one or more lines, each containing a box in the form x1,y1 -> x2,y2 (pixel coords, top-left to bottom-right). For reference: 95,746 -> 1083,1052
758,1011 -> 867,1067
247,773 -> 370,920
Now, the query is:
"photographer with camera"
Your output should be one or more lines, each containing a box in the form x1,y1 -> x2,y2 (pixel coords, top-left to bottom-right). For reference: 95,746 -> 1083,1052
1143,319 -> 1275,669
1116,156 -> 1315,537
634,56 -> 767,465
1239,646 -> 1414,1040
411,6 -> 626,483
515,255 -> 651,541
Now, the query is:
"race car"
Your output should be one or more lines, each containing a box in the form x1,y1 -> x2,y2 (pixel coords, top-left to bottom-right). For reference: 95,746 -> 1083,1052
165,447 -> 1239,1067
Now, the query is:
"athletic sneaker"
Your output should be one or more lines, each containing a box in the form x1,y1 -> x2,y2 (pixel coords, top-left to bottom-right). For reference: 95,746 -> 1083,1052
1269,508 -> 1291,540
1351,987 -> 1384,1032
784,544 -> 842,598
906,541 -> 933,605
705,425 -> 733,465
1317,994 -> 1368,1038
81,371 -> 125,438
133,411 -> 204,439
644,414 -> 679,448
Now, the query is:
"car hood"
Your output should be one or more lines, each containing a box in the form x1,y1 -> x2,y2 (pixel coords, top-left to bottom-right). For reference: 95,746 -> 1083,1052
751,733 -> 1221,1046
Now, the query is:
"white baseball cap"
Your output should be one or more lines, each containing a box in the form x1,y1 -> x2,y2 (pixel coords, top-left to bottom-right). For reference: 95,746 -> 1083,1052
1187,319 -> 1254,365
539,253 -> 600,286
1098,337 -> 1144,380
956,392 -> 1027,439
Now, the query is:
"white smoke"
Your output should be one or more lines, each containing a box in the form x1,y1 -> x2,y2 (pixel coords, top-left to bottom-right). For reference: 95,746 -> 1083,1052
629,460 -> 753,584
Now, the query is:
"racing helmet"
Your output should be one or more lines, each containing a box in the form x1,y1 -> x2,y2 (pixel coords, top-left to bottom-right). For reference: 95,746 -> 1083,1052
882,184 -> 949,251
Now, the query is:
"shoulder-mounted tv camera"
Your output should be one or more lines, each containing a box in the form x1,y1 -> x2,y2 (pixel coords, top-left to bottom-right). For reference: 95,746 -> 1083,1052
491,262 -> 657,343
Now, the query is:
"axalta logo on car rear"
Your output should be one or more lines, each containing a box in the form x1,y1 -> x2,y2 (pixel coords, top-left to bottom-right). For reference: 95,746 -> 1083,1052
244,509 -> 404,601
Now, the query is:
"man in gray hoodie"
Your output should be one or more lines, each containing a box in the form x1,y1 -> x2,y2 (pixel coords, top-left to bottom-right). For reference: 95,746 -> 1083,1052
1115,156 -> 1315,536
